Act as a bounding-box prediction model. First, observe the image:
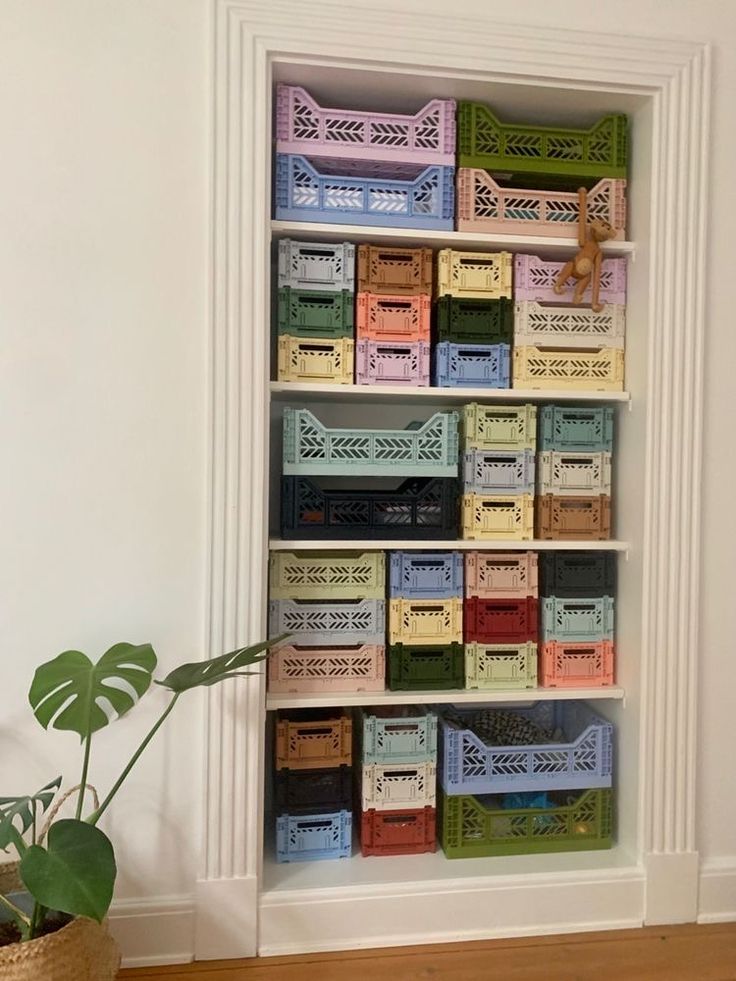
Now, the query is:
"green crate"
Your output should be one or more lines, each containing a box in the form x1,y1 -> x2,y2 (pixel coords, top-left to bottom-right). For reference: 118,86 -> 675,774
388,642 -> 465,691
439,787 -> 613,858
458,102 -> 628,182
435,297 -> 513,345
277,287 -> 354,337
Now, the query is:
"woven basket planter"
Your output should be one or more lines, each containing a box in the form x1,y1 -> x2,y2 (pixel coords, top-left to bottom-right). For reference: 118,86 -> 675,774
0,916 -> 120,981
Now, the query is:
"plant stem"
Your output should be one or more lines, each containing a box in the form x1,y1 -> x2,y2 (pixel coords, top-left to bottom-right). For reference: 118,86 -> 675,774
88,694 -> 180,825
0,893 -> 31,933
28,902 -> 47,941
76,736 -> 92,820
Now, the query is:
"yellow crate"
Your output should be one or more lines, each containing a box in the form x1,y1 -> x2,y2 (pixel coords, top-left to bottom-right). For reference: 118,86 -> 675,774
436,249 -> 513,300
388,597 -> 463,645
461,494 -> 535,541
277,335 -> 354,384
512,345 -> 625,391
461,402 -> 537,451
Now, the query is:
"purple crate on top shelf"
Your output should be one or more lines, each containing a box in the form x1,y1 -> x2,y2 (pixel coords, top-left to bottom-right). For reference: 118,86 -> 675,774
356,339 -> 431,386
514,254 -> 627,305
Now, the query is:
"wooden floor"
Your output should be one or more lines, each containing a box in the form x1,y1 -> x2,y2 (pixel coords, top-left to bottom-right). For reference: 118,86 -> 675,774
120,923 -> 736,980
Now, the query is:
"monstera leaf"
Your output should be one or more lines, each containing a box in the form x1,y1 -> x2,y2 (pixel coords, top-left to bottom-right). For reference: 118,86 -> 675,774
156,638 -> 282,694
0,777 -> 61,852
29,643 -> 157,740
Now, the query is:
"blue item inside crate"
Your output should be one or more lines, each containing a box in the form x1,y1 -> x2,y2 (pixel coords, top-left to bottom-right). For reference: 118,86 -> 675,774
501,791 -> 552,809
539,405 -> 614,452
541,596 -> 615,642
276,809 -> 352,863
389,551 -> 463,598
462,449 -> 535,494
433,342 -> 510,388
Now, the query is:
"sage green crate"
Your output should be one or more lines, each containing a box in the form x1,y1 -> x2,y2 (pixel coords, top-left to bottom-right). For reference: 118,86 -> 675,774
277,287 -> 354,337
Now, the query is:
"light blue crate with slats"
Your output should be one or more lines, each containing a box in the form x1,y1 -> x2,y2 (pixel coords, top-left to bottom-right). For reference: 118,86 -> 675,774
541,596 -> 615,642
433,342 -> 510,388
389,551 -> 463,599
539,405 -> 614,452
277,239 -> 355,293
268,598 -> 385,645
462,449 -> 535,494
276,809 -> 352,863
358,706 -> 438,764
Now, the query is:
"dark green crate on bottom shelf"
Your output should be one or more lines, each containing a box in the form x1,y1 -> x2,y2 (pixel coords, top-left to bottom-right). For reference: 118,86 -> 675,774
277,287 -> 354,337
388,642 -> 465,691
435,297 -> 514,345
438,787 -> 613,858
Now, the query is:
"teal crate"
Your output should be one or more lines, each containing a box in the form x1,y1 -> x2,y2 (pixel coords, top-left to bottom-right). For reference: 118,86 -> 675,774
539,406 -> 614,452
359,706 -> 438,764
541,596 -> 614,642
277,287 -> 354,338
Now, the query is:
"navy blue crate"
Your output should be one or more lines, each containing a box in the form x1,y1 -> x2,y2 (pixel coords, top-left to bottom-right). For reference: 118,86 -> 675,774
276,809 -> 352,863
540,552 -> 617,597
390,551 -> 463,598
274,767 -> 352,816
433,342 -> 510,388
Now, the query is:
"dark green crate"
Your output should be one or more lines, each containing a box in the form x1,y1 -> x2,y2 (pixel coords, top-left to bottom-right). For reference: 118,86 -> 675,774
388,642 -> 465,691
457,102 -> 628,182
438,787 -> 613,859
435,297 -> 513,345
277,287 -> 354,337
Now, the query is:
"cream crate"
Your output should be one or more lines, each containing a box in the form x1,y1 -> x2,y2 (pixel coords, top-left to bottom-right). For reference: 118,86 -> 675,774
461,494 -> 534,541
388,597 -> 463,645
277,336 -> 354,384
513,345 -> 625,391
538,451 -> 612,496
437,249 -> 513,300
361,761 -> 437,811
514,301 -> 626,350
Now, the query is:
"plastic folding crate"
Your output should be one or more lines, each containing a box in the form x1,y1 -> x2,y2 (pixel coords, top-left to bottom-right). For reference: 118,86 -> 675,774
276,809 -> 352,863
389,551 -> 463,599
360,806 -> 437,857
356,292 -> 431,342
356,339 -> 431,386
464,596 -> 539,643
462,449 -> 535,495
357,244 -> 433,296
387,642 -> 465,691
361,760 -> 437,811
267,644 -> 385,695
280,475 -> 459,540
513,345 -> 625,392
277,336 -> 354,384
268,598 -> 385,646
537,494 -> 612,541
461,402 -> 537,451
433,342 -> 510,389
358,706 -> 438,764
514,254 -> 627,306
465,641 -> 538,691
539,552 -> 616,598
277,288 -> 354,338
438,700 -> 613,794
514,301 -> 626,350
465,551 -> 538,600
276,85 -> 456,166
274,154 -> 455,231
457,169 -> 627,238
539,405 -> 614,453
436,249 -> 512,300
540,641 -> 615,688
278,238 -> 355,293
269,550 -> 386,600
538,451 -> 612,497
541,596 -> 614,642
439,787 -> 613,858
435,297 -> 514,345
282,408 -> 459,478
457,101 -> 628,180
275,709 -> 353,771
274,766 -> 352,815
388,597 -> 463,645
460,494 -> 535,541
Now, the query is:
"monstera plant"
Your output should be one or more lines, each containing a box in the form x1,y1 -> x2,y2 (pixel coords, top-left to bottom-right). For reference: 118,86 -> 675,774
0,638 -> 277,977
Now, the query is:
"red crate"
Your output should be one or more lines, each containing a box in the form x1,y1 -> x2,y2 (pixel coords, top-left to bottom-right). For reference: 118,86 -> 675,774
360,806 -> 437,857
464,596 -> 539,643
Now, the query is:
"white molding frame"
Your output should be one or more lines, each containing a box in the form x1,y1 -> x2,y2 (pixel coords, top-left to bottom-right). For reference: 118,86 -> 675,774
204,0 -> 710,959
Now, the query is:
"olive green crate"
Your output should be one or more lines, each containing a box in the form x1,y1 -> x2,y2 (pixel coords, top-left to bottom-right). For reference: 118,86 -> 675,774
435,297 -> 514,345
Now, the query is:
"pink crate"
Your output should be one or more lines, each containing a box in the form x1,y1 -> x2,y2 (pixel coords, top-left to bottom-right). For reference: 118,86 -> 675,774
457,171 -> 626,239
465,551 -> 539,600
356,340 -> 430,386
540,641 -> 615,688
276,84 -> 456,166
514,254 -> 627,305
357,292 -> 431,342
268,644 -> 386,694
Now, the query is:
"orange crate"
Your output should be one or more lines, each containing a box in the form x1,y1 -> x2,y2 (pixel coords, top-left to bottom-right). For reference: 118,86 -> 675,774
537,495 -> 611,541
357,244 -> 433,295
275,709 -> 353,771
360,806 -> 437,857
356,292 -> 431,342
540,641 -> 615,688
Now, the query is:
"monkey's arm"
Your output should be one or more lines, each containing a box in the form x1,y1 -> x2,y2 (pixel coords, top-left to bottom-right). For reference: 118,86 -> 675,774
591,250 -> 603,312
578,187 -> 587,248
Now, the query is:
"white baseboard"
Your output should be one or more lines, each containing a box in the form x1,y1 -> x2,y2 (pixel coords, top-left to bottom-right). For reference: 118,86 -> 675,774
698,859 -> 736,924
109,895 -> 194,968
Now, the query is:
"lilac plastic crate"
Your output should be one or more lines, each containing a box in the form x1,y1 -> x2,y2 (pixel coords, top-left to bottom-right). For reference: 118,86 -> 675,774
356,339 -> 430,386
514,254 -> 627,305
276,85 -> 456,166
433,342 -> 510,388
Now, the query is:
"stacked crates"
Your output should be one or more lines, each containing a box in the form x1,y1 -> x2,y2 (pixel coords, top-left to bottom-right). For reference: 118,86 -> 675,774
460,402 -> 536,540
358,706 -> 438,856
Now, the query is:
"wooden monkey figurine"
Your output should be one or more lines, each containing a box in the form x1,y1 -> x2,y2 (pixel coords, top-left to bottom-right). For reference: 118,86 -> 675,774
553,187 -> 618,312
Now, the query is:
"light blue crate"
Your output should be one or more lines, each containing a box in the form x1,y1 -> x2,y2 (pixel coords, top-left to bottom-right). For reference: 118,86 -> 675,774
277,239 -> 355,293
541,596 -> 615,642
268,598 -> 385,645
359,707 -> 438,764
389,551 -> 463,599
283,407 -> 459,478
275,154 -> 455,230
462,449 -> 535,494
539,405 -> 614,452
276,809 -> 352,863
433,342 -> 510,388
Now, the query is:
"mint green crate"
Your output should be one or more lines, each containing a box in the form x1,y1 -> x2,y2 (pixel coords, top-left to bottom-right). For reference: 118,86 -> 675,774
277,287 -> 354,338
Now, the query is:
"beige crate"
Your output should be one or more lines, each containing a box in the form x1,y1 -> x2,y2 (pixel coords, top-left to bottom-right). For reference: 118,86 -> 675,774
277,335 -> 354,384
461,494 -> 534,541
513,345 -> 624,391
436,249 -> 512,300
388,597 -> 463,645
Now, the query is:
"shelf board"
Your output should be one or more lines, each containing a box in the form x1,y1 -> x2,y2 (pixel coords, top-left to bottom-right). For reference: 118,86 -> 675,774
266,685 -> 625,711
271,220 -> 636,258
270,381 -> 631,405
270,538 -> 629,552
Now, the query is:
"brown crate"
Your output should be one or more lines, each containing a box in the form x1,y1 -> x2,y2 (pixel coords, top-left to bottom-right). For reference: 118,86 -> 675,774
357,244 -> 433,295
536,494 -> 611,540
275,709 -> 353,770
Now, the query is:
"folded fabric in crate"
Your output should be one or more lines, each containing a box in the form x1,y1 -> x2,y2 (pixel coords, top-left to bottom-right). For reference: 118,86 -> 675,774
443,708 -> 560,746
